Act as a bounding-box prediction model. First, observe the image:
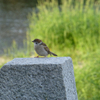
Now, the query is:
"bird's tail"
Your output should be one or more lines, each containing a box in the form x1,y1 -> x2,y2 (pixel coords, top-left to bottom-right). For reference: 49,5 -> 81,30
50,52 -> 57,56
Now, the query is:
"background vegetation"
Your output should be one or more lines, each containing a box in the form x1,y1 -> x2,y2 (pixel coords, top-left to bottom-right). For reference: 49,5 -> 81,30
0,0 -> 100,100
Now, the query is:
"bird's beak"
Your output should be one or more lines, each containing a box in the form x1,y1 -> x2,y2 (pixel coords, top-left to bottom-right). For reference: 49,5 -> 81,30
32,40 -> 34,42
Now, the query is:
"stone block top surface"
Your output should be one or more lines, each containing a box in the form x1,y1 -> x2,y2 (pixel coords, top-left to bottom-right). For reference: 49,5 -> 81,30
4,57 -> 72,66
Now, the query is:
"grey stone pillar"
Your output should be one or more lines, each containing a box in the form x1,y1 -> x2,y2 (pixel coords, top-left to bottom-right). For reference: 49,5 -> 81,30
0,57 -> 78,100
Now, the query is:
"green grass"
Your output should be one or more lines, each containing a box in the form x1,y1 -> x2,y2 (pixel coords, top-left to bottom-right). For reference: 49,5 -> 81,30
75,50 -> 100,100
29,0 -> 100,54
0,0 -> 100,100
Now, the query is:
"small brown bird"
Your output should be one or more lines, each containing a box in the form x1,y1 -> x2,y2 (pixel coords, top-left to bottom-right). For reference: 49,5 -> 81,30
32,39 -> 57,57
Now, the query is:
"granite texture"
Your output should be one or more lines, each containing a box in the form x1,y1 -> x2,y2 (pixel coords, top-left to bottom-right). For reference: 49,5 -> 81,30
0,57 -> 78,100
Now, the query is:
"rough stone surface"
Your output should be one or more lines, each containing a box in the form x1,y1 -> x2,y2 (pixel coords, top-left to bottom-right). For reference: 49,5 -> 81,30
0,57 -> 78,100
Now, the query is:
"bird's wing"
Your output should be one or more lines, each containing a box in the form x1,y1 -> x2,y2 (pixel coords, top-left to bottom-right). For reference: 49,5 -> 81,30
40,42 -> 51,54
40,42 -> 47,46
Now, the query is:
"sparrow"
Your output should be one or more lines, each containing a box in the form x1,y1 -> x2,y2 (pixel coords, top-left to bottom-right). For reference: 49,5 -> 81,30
32,39 -> 57,57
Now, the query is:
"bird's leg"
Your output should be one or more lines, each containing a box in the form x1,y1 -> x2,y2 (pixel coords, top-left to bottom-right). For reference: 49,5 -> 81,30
34,55 -> 39,58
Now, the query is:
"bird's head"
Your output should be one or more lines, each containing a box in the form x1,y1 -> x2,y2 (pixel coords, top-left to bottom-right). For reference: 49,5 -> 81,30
32,39 -> 42,45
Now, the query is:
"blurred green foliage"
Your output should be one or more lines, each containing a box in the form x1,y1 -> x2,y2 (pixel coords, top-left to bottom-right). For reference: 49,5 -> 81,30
29,0 -> 100,54
75,50 -> 100,100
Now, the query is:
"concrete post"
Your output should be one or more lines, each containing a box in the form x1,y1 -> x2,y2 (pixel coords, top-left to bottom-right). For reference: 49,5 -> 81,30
0,57 -> 78,100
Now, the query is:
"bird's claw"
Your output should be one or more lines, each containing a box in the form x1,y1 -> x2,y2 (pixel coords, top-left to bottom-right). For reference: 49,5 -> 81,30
34,56 -> 39,58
